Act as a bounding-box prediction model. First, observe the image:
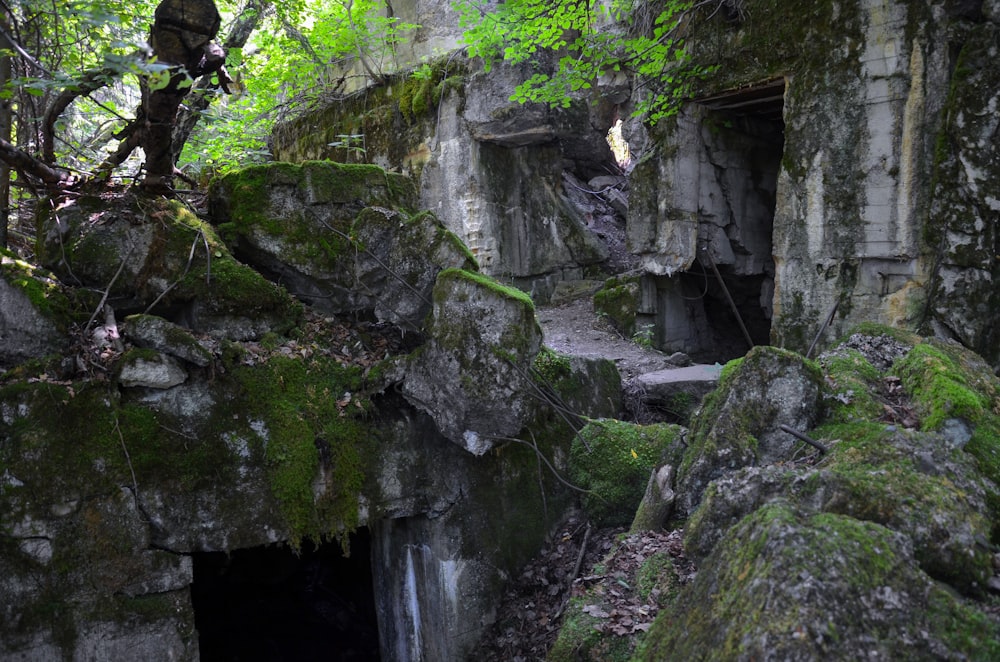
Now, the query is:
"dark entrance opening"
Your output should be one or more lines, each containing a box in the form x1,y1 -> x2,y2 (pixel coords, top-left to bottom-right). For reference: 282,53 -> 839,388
645,79 -> 785,365
191,529 -> 380,661
690,78 -> 785,362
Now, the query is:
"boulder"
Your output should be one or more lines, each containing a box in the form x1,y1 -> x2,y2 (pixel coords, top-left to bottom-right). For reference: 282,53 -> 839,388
400,269 -> 542,454
532,348 -> 622,419
123,314 -> 212,367
640,503 -> 1000,661
208,161 -> 455,325
0,250 -> 72,370
683,427 -> 995,594
117,350 -> 188,389
675,346 -> 824,516
36,195 -> 300,340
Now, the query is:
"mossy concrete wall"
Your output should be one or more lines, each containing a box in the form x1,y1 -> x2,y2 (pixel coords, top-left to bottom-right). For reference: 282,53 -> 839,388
629,0 -> 1000,367
271,58 -> 617,300
1,173 -> 623,661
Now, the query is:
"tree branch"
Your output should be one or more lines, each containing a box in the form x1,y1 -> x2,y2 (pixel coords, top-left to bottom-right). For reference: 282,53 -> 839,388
0,137 -> 76,189
41,55 -> 141,164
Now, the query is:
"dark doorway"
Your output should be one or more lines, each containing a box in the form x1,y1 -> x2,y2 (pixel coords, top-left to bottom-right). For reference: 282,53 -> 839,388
648,79 -> 784,363
695,79 -> 785,361
191,530 -> 380,661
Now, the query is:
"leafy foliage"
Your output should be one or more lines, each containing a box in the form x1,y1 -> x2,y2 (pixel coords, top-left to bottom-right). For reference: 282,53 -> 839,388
455,0 -> 718,123
181,0 -> 418,176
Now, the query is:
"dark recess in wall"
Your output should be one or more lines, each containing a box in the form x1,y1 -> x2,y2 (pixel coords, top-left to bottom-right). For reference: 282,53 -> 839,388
191,530 -> 380,661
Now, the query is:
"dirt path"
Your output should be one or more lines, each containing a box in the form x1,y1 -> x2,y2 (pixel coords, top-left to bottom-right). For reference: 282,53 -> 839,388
536,296 -> 677,381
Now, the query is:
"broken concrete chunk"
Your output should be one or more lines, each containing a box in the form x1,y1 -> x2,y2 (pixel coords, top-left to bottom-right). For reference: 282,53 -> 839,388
401,269 -> 541,454
123,314 -> 212,367
118,350 -> 188,389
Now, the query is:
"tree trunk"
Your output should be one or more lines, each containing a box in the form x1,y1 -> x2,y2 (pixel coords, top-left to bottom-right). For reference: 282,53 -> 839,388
0,10 -> 12,248
171,0 -> 271,167
141,0 -> 223,193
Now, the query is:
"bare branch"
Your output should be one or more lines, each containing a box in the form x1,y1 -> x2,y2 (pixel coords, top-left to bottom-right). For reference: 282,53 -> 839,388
0,137 -> 76,189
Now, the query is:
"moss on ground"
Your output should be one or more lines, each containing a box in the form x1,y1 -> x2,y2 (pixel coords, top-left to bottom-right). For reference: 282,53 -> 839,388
547,595 -> 635,662
819,348 -> 885,423
893,342 -> 992,431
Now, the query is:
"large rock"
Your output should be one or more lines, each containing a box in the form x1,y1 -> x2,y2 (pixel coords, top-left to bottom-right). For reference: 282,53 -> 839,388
0,250 -> 73,370
36,195 -> 301,340
640,503 -> 1000,661
122,314 -> 213,367
924,21 -> 1000,367
400,268 -> 542,454
209,161 -> 473,327
675,345 -> 824,516
628,328 -> 1000,659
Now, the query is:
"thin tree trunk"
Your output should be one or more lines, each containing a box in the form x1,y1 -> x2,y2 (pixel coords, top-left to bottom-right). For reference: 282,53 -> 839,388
171,0 -> 272,166
0,10 -> 12,248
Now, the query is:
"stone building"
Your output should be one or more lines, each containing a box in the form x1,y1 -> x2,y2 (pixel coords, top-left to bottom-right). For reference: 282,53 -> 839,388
274,0 -> 1000,368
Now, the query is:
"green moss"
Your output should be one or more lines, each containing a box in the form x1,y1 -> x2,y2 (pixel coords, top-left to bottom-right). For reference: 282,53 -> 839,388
593,276 -> 640,338
570,420 -> 684,527
547,595 -> 635,662
0,248 -> 84,327
926,585 -> 1000,659
405,211 -> 479,269
894,343 -> 988,431
635,551 -> 678,605
232,354 -> 372,549
436,268 -> 535,310
533,347 -> 573,384
819,348 -> 884,423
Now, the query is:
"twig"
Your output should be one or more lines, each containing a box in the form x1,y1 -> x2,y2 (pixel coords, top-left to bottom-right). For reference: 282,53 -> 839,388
84,251 -> 132,334
569,522 -> 592,583
143,231 -> 202,313
315,216 -> 434,308
779,424 -> 829,454
113,414 -> 140,506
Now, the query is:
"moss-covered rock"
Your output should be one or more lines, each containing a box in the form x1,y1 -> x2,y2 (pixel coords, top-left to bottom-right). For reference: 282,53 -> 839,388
122,314 -> 212,367
35,194 -> 301,340
0,249 -> 82,370
639,503 -> 1000,661
569,419 -> 685,527
924,21 -> 1000,369
593,276 -> 641,339
675,345 -> 824,517
533,347 -> 622,419
208,161 -> 471,326
400,268 -> 542,453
